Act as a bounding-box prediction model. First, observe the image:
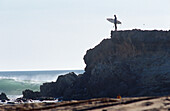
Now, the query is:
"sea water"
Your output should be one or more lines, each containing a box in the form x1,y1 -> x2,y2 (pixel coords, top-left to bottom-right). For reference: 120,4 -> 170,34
0,70 -> 84,99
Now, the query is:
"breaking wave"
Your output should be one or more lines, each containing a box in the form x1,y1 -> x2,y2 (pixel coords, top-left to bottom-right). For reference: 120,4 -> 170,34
0,70 -> 84,95
0,78 -> 40,95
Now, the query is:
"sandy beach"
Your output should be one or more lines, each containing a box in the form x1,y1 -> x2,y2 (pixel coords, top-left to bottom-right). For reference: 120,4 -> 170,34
0,96 -> 169,111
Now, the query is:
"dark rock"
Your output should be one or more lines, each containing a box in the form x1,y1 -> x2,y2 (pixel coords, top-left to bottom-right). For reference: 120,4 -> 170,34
40,72 -> 78,98
22,89 -> 41,100
39,97 -> 55,101
22,30 -> 170,100
7,102 -> 15,104
64,29 -> 170,100
58,97 -> 63,101
15,97 -> 28,103
1,99 -> 6,102
0,92 -> 9,100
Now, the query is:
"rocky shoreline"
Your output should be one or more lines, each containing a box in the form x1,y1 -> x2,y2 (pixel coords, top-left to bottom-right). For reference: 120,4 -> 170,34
21,29 -> 170,101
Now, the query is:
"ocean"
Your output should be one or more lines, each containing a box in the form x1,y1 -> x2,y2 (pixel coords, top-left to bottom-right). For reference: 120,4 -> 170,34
0,70 -> 84,99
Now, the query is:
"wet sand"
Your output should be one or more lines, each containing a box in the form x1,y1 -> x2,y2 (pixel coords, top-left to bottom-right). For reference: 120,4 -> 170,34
0,96 -> 170,111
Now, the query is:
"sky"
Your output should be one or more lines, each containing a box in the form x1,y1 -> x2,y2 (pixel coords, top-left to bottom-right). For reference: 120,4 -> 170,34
0,0 -> 170,71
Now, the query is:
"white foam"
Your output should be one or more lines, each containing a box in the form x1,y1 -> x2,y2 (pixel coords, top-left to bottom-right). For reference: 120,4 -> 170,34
7,95 -> 23,100
0,72 -> 70,84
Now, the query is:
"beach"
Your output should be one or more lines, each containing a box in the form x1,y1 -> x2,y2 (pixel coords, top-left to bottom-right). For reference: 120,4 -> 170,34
0,96 -> 170,111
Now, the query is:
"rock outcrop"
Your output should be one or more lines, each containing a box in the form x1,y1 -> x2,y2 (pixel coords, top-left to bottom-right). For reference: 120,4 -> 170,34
23,72 -> 78,99
23,29 -> 170,100
40,72 -> 78,98
22,89 -> 41,100
82,29 -> 170,99
0,92 -> 9,100
64,29 -> 170,100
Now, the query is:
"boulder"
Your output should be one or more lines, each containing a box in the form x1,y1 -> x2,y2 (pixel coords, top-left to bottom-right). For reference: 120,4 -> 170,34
22,89 -> 41,99
40,72 -> 78,98
0,92 -> 9,100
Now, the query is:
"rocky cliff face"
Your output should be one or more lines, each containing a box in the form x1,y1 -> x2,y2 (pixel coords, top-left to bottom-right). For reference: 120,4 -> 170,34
23,29 -> 170,100
82,29 -> 170,99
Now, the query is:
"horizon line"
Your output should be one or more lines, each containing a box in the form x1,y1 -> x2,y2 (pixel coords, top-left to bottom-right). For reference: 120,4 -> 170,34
0,69 -> 84,72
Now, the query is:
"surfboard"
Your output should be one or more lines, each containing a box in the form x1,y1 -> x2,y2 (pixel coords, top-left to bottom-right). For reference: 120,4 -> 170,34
107,18 -> 121,24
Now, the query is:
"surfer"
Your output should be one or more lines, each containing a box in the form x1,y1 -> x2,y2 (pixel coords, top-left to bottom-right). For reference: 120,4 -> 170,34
106,15 -> 121,31
114,15 -> 117,31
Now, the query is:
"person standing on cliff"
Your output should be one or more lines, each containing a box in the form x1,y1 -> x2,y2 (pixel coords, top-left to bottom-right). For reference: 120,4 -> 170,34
114,15 -> 117,31
106,15 -> 121,31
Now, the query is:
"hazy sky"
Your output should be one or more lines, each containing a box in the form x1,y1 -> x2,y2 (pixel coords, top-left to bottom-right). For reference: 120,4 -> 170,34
0,0 -> 170,71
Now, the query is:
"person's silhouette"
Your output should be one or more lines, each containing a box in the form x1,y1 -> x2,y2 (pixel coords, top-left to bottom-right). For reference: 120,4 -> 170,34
114,15 -> 117,31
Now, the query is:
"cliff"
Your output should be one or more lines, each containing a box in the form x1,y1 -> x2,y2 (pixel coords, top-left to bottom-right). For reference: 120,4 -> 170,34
23,29 -> 170,100
82,29 -> 170,99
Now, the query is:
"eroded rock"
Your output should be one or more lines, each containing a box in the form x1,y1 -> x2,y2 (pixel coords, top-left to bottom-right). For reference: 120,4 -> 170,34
0,92 -> 9,100
22,89 -> 41,99
40,72 -> 78,98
